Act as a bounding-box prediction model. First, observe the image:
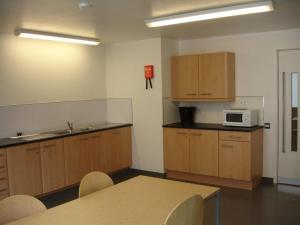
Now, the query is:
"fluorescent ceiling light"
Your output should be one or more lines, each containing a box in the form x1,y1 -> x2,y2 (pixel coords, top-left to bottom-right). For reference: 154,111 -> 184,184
145,0 -> 274,27
15,29 -> 100,46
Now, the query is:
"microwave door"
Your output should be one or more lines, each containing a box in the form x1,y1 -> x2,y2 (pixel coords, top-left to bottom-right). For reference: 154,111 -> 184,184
226,113 -> 243,123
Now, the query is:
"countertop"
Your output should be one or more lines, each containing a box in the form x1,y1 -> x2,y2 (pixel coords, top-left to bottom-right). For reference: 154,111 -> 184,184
0,123 -> 132,148
163,122 -> 264,132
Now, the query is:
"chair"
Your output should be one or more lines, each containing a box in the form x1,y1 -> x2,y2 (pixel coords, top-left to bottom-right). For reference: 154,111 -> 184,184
78,171 -> 114,198
0,195 -> 46,225
164,195 -> 204,225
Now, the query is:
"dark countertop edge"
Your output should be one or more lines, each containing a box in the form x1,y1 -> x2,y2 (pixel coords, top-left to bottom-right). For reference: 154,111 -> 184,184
162,123 -> 264,132
0,123 -> 133,149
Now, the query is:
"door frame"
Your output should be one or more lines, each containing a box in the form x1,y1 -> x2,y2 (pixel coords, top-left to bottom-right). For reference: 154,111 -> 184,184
276,48 -> 300,184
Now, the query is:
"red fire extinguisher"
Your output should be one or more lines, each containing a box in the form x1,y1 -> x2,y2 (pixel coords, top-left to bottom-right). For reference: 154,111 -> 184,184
144,65 -> 154,89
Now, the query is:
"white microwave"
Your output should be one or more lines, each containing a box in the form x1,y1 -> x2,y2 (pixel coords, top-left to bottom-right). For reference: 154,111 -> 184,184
223,109 -> 258,127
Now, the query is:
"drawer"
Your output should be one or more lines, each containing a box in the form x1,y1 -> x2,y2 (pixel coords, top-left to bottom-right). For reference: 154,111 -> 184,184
219,131 -> 251,142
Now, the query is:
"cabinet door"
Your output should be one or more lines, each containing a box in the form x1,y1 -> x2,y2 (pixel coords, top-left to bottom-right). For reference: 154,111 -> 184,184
219,140 -> 251,181
0,148 -> 9,200
7,143 -> 43,196
40,139 -> 65,193
64,134 -> 92,185
171,55 -> 199,99
108,127 -> 132,172
189,130 -> 219,176
163,128 -> 189,172
90,131 -> 110,173
198,52 -> 235,99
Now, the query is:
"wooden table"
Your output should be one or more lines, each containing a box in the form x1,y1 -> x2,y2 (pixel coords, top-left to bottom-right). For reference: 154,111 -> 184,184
6,176 -> 221,225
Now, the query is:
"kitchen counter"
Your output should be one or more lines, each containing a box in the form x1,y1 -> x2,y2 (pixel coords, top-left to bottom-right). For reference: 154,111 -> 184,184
0,123 -> 132,148
163,122 -> 263,132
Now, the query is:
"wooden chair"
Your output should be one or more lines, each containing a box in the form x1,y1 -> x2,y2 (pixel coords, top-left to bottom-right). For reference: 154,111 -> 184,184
0,195 -> 46,225
79,171 -> 114,198
164,194 -> 204,225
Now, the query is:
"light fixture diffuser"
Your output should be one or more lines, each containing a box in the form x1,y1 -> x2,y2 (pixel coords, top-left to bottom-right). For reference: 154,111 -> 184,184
145,0 -> 274,27
15,29 -> 100,46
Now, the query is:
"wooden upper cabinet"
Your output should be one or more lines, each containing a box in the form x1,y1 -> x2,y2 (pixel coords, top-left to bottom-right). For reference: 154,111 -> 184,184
189,130 -> 219,176
171,55 -> 199,99
90,131 -> 110,173
108,127 -> 132,173
64,134 -> 92,186
7,143 -> 43,196
171,52 -> 235,101
40,139 -> 65,193
163,128 -> 189,172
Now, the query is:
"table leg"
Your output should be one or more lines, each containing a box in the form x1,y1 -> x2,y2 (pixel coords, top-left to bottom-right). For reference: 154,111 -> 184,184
215,191 -> 221,225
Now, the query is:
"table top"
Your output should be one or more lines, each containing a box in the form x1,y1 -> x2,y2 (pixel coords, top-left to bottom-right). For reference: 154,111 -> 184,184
6,176 -> 220,225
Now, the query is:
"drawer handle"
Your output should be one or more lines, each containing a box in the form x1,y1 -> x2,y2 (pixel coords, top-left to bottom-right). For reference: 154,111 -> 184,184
199,93 -> 212,96
26,147 -> 40,152
192,133 -> 202,136
177,132 -> 187,135
42,144 -> 56,148
0,166 -> 5,170
0,177 -> 6,182
221,145 -> 234,148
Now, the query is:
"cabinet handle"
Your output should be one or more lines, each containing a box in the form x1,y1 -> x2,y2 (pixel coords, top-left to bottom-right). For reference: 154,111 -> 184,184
177,132 -> 187,135
221,145 -> 234,148
42,144 -> 55,148
199,93 -> 212,96
229,135 -> 241,139
26,147 -> 40,152
186,93 -> 197,96
0,166 -> 5,170
0,177 -> 6,182
191,133 -> 202,136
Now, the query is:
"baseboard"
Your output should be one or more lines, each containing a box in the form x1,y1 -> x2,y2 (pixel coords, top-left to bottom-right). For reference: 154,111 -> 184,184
128,168 -> 166,178
261,177 -> 274,185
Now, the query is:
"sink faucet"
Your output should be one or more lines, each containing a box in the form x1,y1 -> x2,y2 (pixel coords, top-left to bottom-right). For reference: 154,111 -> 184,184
67,121 -> 73,132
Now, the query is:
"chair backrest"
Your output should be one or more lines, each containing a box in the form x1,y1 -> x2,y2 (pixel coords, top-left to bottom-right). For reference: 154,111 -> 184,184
79,171 -> 114,198
0,195 -> 46,225
164,194 -> 204,225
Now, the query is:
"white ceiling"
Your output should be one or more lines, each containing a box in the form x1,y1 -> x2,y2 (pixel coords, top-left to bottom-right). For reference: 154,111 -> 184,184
0,0 -> 299,43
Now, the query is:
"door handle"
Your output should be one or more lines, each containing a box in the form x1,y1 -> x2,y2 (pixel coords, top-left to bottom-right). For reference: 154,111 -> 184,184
282,72 -> 286,153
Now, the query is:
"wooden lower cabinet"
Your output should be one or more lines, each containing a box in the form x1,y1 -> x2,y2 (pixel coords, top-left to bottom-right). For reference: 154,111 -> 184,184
164,128 -> 263,190
0,148 -> 9,200
163,128 -> 189,172
64,134 -> 93,186
90,131 -> 110,173
189,130 -> 218,176
108,127 -> 132,172
40,139 -> 65,193
7,143 -> 43,196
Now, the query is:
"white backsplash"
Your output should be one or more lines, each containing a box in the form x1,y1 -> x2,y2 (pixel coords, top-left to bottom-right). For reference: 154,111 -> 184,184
179,96 -> 265,125
0,98 -> 133,138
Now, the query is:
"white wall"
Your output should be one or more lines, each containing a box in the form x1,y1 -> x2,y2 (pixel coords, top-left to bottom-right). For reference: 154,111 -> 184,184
0,33 -> 106,106
105,38 -> 164,173
178,29 -> 300,179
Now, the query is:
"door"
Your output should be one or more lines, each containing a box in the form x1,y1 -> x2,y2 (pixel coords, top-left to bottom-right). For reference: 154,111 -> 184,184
7,143 -> 43,196
171,55 -> 199,99
219,140 -> 251,181
108,127 -> 132,172
189,130 -> 218,176
278,49 -> 300,185
90,131 -> 110,173
40,139 -> 65,193
64,134 -> 92,185
163,128 -> 190,172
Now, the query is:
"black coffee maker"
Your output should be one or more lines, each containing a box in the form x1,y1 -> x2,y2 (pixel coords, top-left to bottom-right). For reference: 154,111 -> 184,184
178,106 -> 196,125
